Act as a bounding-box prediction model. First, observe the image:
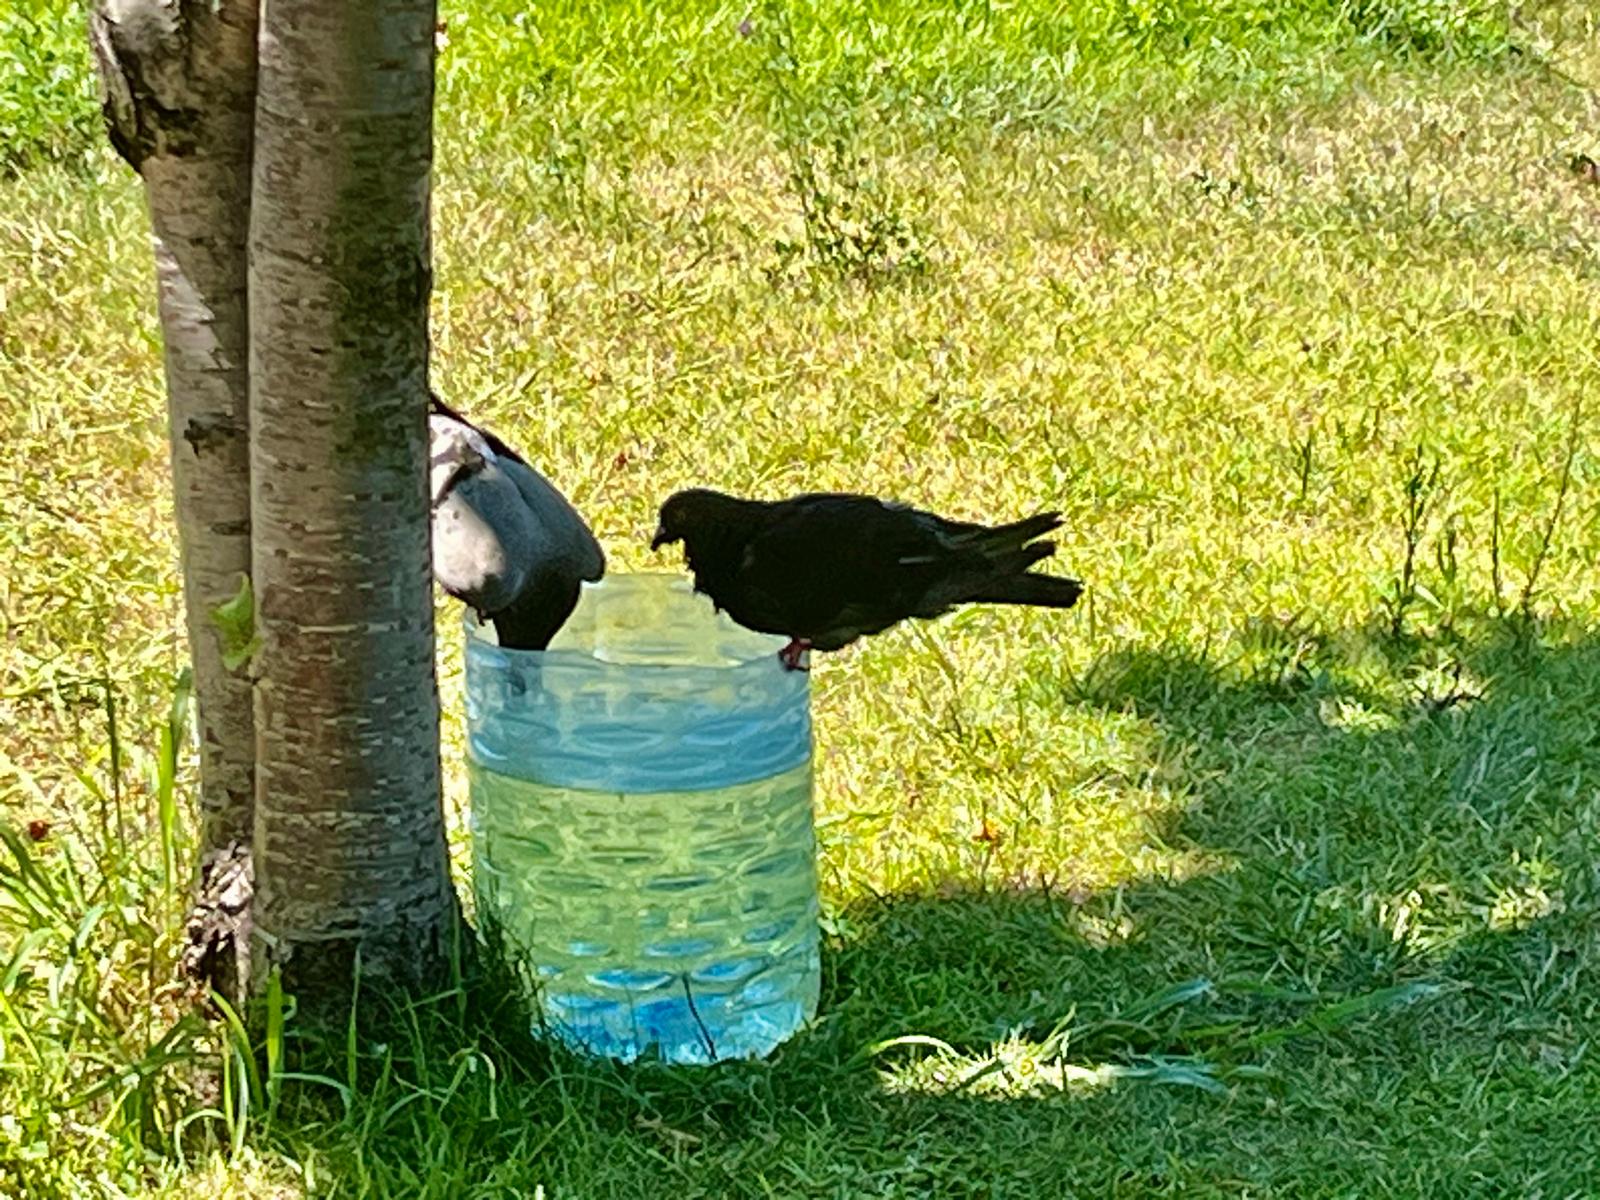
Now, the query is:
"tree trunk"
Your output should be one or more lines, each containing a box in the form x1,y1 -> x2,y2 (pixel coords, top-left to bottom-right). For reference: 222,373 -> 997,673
89,0 -> 258,1002
248,0 -> 457,1000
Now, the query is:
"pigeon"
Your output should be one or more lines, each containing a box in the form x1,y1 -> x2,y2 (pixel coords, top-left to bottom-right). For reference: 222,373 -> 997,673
650,488 -> 1082,668
429,395 -> 604,650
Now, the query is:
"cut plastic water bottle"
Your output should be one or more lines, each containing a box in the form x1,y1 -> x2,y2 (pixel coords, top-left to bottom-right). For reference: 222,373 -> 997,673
465,573 -> 819,1064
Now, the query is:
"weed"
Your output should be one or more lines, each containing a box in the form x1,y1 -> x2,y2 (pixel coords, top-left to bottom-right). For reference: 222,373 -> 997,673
0,678 -> 217,1193
756,4 -> 932,283
772,134 -> 931,283
1382,444 -> 1443,642
1516,397 -> 1585,620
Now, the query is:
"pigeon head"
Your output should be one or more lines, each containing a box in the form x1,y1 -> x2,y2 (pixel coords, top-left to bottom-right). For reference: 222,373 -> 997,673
650,488 -> 751,552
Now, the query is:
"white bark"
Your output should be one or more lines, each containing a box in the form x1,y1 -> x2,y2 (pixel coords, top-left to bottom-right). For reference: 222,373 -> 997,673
248,0 -> 457,997
90,0 -> 258,1001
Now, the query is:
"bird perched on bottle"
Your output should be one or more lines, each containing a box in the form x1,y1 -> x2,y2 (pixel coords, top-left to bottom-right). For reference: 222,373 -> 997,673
429,395 -> 604,650
650,488 -> 1082,669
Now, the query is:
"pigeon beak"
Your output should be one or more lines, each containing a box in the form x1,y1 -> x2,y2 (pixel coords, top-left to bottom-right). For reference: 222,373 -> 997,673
649,525 -> 668,551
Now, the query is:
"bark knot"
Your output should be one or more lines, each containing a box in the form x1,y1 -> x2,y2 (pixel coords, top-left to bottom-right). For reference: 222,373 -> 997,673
181,839 -> 253,1006
90,1 -> 213,173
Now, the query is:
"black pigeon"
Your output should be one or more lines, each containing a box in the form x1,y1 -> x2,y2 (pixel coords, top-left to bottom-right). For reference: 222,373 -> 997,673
650,488 -> 1082,668
429,395 -> 604,650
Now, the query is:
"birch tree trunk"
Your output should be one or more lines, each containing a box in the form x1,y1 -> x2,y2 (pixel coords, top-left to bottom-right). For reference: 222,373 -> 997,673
248,0 -> 458,997
89,0 -> 258,1001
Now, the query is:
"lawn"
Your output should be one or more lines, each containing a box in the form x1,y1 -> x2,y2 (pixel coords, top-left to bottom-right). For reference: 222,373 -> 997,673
3,0 -> 1599,1196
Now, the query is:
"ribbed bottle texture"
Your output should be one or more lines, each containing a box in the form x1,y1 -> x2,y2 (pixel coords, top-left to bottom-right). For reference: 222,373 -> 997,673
467,574 -> 819,1063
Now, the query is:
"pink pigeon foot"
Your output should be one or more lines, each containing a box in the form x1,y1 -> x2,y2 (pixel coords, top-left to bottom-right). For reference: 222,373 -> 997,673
778,638 -> 812,672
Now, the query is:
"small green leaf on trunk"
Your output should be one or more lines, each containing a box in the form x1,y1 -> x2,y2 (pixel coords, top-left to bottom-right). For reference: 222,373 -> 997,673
212,574 -> 262,671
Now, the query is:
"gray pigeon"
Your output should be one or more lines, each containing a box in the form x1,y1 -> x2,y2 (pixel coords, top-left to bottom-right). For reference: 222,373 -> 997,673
429,395 -> 604,650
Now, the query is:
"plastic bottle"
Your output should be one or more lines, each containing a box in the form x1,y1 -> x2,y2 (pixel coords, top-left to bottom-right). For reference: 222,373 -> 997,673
466,573 -> 819,1063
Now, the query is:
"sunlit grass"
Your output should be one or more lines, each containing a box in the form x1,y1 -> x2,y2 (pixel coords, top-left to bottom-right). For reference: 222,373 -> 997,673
3,0 -> 1600,1194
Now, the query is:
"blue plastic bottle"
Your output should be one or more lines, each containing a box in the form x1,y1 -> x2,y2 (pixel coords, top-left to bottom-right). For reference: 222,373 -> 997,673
465,573 -> 819,1064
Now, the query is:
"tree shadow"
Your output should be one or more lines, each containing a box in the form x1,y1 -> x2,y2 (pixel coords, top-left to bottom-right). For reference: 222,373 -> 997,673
1050,617 -> 1599,995
267,616 -> 1600,1196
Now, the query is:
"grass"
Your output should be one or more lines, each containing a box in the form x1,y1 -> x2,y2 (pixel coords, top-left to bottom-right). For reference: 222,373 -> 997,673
3,0 -> 1600,1194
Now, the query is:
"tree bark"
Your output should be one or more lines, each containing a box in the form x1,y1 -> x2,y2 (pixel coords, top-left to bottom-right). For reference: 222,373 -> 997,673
90,0 -> 258,1002
248,0 -> 457,1000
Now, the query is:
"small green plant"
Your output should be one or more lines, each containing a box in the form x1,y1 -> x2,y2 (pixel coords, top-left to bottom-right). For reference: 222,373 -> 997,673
1290,428 -> 1317,506
754,4 -> 931,284
1382,443 -> 1443,642
1428,510 -> 1464,633
1339,0 -> 1515,57
0,677 -> 218,1191
773,135 -> 931,283
210,577 -> 260,672
1514,397 -> 1584,622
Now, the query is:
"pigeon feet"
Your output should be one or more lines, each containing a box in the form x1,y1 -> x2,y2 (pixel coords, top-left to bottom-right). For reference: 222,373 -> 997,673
778,638 -> 812,672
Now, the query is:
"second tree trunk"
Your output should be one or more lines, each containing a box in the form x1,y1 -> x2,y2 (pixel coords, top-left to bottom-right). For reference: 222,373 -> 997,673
248,0 -> 457,1000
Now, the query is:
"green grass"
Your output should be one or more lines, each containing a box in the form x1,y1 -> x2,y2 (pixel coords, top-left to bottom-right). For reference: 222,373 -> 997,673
0,0 -> 97,174
3,0 -> 1600,1195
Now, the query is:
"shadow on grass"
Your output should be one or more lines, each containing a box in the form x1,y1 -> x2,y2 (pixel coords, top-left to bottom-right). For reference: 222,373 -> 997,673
263,616 -> 1599,1197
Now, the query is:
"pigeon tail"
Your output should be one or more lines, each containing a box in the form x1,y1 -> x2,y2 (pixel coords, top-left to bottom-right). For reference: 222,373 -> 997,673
965,573 -> 1083,609
983,510 -> 1064,546
950,510 -> 1063,557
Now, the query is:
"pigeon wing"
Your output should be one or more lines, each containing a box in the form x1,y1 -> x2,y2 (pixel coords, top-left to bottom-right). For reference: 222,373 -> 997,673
502,458 -> 605,582
431,461 -> 538,615
729,495 -> 970,646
